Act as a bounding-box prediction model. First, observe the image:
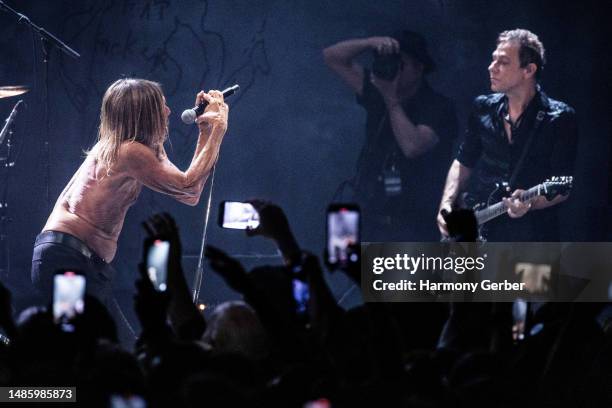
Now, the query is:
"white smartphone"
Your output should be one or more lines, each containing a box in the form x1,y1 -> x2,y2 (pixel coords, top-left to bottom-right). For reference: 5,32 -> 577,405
218,201 -> 260,230
326,204 -> 360,266
53,271 -> 86,331
146,239 -> 170,291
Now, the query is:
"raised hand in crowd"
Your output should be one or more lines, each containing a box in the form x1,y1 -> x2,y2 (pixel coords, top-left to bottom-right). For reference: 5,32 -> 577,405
206,244 -> 314,362
134,261 -> 171,343
204,245 -> 250,294
245,199 -> 301,264
142,213 -> 206,340
242,200 -> 338,332
205,244 -> 296,331
298,251 -> 343,342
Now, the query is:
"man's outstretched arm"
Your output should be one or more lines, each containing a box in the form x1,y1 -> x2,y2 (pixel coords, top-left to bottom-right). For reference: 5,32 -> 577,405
118,90 -> 228,206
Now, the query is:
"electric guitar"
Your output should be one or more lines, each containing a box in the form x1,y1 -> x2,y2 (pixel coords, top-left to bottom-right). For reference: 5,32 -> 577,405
441,177 -> 573,242
469,176 -> 573,227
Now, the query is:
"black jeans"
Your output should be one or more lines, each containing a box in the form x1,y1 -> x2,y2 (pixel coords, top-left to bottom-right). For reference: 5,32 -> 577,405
32,231 -> 114,304
31,231 -> 135,345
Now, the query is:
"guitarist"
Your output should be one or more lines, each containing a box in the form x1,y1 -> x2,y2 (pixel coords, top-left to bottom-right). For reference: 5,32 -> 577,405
437,29 -> 578,241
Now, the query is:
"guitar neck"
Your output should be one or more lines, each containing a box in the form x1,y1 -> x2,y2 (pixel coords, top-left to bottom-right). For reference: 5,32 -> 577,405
475,184 -> 543,225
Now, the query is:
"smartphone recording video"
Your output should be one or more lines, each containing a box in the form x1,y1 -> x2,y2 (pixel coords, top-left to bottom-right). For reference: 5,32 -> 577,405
326,204 -> 360,267
292,277 -> 310,316
146,239 -> 170,291
53,271 -> 86,331
512,299 -> 528,342
218,201 -> 260,230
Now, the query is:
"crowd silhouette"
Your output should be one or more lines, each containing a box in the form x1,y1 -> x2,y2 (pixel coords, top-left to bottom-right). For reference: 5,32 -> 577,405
0,203 -> 610,407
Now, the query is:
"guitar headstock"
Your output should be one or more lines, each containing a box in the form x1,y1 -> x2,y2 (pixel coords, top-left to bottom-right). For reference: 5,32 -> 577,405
542,176 -> 573,200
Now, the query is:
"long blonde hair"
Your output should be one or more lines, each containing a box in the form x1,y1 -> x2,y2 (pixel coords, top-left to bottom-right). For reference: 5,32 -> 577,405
92,78 -> 168,173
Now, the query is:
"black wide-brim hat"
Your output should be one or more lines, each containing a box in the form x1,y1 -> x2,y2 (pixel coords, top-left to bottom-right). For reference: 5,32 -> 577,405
393,30 -> 436,74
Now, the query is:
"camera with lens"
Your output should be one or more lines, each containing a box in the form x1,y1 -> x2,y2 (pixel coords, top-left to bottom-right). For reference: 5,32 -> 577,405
372,52 -> 402,80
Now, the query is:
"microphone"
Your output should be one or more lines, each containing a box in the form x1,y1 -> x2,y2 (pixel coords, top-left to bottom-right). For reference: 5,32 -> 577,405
0,100 -> 23,147
181,84 -> 239,124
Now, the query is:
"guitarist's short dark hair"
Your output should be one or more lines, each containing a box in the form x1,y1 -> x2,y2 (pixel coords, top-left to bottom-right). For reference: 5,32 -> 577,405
497,29 -> 546,80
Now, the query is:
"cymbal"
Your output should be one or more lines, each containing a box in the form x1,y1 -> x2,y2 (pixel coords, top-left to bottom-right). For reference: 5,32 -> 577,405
0,86 -> 29,99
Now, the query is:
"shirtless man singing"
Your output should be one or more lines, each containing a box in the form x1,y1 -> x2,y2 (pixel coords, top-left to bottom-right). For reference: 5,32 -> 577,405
31,78 -> 228,306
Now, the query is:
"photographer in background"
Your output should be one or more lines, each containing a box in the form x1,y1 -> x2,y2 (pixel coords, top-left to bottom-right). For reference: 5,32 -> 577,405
324,31 -> 457,241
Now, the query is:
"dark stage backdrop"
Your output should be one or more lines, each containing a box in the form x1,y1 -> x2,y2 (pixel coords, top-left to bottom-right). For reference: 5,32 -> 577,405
0,0 -> 609,313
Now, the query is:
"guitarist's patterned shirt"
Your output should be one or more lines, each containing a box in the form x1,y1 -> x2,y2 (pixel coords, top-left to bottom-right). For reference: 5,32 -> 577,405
456,89 -> 578,241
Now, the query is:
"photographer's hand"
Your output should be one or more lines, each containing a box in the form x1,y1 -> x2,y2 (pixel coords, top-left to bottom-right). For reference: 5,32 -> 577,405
323,36 -> 398,95
367,36 -> 400,55
371,66 -> 439,158
370,71 -> 401,107
367,36 -> 402,105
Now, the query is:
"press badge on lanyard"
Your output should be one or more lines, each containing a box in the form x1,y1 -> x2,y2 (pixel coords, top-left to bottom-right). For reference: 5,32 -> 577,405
383,164 -> 402,196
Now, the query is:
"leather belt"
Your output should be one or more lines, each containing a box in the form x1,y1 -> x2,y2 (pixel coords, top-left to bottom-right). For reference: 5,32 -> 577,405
35,230 -> 106,263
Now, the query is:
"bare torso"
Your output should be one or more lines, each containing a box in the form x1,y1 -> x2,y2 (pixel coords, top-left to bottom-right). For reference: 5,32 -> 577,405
43,146 -> 142,262
42,91 -> 228,262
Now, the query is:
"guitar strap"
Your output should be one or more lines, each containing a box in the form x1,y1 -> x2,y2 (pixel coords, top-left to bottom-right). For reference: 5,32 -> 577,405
508,110 -> 546,189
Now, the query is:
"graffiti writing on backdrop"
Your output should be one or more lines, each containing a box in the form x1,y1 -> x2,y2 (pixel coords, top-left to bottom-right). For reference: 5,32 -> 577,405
57,0 -> 270,116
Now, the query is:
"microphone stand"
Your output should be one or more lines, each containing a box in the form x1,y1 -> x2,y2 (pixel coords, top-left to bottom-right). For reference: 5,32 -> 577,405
190,85 -> 238,303
0,0 -> 80,205
0,100 -> 22,281
192,165 -> 217,303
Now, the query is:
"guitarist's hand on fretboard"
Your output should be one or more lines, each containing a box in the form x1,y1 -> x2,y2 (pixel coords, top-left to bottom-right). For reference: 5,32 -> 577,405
465,177 -> 572,239
502,189 -> 532,218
